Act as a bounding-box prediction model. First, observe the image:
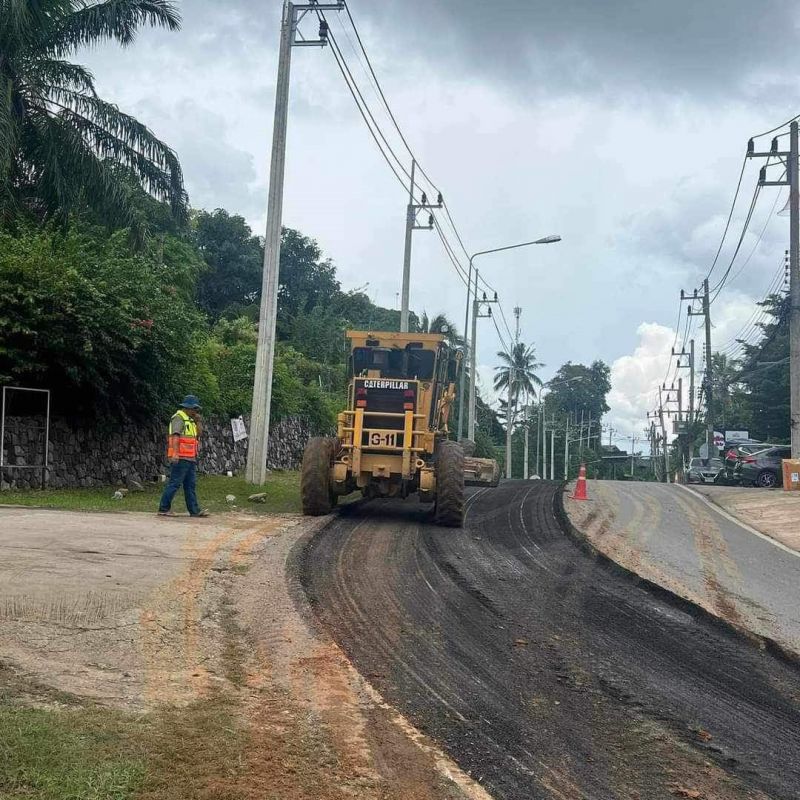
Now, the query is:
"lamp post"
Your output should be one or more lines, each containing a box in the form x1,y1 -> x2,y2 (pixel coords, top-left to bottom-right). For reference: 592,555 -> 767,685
458,235 -> 561,443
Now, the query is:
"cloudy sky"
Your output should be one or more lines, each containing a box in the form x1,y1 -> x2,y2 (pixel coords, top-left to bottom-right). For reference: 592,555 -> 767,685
82,0 -> 800,447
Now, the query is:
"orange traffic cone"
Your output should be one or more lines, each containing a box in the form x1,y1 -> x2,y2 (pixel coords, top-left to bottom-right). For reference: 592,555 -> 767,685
571,464 -> 588,500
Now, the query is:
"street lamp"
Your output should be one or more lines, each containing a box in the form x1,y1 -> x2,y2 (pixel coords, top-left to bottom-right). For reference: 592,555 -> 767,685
458,235 -> 562,446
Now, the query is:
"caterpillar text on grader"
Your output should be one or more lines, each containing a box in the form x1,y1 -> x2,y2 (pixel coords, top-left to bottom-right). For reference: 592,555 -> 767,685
300,330 -> 500,527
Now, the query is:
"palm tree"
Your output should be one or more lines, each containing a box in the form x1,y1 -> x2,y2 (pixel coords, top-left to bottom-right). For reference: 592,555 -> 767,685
418,311 -> 463,348
0,0 -> 187,224
494,342 -> 544,408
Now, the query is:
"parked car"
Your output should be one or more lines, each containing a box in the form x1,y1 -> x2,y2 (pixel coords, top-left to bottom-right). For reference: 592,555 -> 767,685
722,443 -> 771,483
737,446 -> 792,488
686,457 -> 724,484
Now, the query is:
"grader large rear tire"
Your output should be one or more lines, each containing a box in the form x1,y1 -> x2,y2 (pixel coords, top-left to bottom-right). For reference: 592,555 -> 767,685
434,440 -> 465,527
301,437 -> 335,516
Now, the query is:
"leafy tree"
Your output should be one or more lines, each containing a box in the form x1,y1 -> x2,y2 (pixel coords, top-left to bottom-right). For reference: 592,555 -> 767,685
545,361 -> 611,422
732,294 -> 789,442
0,220 -> 210,416
0,0 -> 187,225
277,228 -> 339,338
194,208 -> 263,319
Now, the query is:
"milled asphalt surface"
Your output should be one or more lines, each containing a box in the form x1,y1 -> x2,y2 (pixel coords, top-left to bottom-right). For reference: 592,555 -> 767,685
567,481 -> 800,655
300,481 -> 800,800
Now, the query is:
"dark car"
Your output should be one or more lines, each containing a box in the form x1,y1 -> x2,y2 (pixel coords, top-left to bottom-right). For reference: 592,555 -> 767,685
737,446 -> 792,488
686,457 -> 723,484
722,443 -> 771,483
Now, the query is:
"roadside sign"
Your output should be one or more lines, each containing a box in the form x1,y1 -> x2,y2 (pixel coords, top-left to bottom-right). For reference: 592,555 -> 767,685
725,430 -> 749,442
231,416 -> 248,442
713,431 -> 725,449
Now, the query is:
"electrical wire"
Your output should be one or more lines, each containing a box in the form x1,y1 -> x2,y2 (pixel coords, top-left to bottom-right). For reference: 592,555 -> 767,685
319,4 -> 525,359
709,181 -> 763,302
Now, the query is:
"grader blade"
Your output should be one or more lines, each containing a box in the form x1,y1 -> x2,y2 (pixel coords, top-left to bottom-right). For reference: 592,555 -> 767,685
463,456 -> 500,488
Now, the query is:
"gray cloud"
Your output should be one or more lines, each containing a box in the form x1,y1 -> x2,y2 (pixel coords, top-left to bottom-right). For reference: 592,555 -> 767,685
357,0 -> 800,99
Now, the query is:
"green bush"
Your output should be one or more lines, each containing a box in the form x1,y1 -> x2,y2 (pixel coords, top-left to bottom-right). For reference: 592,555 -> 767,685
0,222 -> 210,416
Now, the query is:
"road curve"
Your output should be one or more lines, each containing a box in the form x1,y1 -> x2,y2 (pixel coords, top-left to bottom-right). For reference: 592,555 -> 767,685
299,481 -> 800,800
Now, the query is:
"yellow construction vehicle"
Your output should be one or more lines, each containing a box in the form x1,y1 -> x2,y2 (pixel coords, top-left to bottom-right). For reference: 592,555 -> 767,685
300,329 -> 497,526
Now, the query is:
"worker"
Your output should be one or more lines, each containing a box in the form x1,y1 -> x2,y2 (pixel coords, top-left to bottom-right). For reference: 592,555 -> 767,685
158,395 -> 209,517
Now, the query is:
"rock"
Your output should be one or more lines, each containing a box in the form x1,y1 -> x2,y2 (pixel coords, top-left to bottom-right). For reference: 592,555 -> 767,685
248,492 -> 267,503
226,494 -> 236,504
128,480 -> 145,492
113,491 -> 124,500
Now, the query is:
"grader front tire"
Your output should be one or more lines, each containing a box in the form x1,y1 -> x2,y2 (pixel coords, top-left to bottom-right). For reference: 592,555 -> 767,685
434,440 -> 465,527
301,437 -> 335,516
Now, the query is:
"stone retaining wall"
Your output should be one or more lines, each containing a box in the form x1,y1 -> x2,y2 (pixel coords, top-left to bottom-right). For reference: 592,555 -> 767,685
0,414 -> 311,489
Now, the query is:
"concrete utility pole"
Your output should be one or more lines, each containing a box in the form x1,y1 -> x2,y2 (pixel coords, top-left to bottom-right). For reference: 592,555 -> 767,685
542,416 -> 548,481
630,435 -> 637,477
657,389 -> 670,483
563,416 -> 570,481
400,161 -> 441,332
523,408 -> 530,480
749,123 -> 800,457
467,272 -> 497,441
684,280 -> 713,462
550,424 -> 556,481
247,1 -> 343,486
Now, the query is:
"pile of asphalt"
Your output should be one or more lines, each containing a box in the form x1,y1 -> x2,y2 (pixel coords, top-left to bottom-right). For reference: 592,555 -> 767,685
298,481 -> 800,800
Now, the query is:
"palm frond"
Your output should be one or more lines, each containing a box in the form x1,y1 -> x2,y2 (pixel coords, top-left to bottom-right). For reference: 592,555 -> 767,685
39,0 -> 181,55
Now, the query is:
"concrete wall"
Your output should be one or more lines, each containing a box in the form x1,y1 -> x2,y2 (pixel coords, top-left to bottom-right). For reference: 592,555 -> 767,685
0,415 -> 311,489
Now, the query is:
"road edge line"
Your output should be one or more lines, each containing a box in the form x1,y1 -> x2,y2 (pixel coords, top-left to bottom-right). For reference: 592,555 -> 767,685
676,483 -> 800,560
553,483 -> 800,670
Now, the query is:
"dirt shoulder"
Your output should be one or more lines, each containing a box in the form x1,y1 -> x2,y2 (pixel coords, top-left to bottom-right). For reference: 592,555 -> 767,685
0,507 -> 486,799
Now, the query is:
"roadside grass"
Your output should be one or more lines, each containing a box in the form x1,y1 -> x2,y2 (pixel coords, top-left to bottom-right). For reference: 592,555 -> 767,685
0,690 -> 247,800
0,472 -> 302,515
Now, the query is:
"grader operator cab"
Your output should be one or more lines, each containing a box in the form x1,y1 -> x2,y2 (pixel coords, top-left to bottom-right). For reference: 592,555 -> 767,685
300,330 -> 499,527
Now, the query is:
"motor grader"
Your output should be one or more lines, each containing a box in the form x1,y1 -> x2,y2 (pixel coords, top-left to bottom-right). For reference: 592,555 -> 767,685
300,330 -> 499,527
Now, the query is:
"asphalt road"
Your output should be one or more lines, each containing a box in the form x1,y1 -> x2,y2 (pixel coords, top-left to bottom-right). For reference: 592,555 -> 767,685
569,481 -> 800,655
300,481 -> 800,800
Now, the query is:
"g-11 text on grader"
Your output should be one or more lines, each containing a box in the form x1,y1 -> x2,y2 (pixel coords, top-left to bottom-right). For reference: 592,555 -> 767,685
300,330 -> 500,527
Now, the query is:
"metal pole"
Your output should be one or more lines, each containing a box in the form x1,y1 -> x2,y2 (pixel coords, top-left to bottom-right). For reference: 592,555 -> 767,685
468,270 -> 479,441
563,416 -> 570,481
457,256 -> 474,440
790,120 -> 800,458
703,277 -> 714,461
43,389 -> 50,489
400,159 -> 416,333
246,1 -> 295,485
550,426 -> 555,480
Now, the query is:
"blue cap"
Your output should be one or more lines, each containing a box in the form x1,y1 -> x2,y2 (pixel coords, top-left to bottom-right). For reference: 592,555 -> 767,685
179,395 -> 202,409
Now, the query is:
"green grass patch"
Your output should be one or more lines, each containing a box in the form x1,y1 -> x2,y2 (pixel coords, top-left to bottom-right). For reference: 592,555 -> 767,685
0,472 -> 302,515
0,703 -> 147,800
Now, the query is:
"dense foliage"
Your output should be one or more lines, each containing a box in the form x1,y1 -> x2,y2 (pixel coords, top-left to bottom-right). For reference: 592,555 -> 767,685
708,294 -> 789,443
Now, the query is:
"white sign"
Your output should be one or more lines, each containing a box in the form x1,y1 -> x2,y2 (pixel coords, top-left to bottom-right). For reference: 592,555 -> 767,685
713,431 -> 725,449
725,430 -> 750,443
231,416 -> 248,442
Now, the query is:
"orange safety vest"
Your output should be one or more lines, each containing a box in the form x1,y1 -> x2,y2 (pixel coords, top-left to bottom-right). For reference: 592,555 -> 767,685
167,410 -> 199,460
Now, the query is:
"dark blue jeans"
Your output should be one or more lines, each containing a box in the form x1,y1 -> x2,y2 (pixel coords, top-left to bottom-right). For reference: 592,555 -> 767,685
159,459 -> 201,515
